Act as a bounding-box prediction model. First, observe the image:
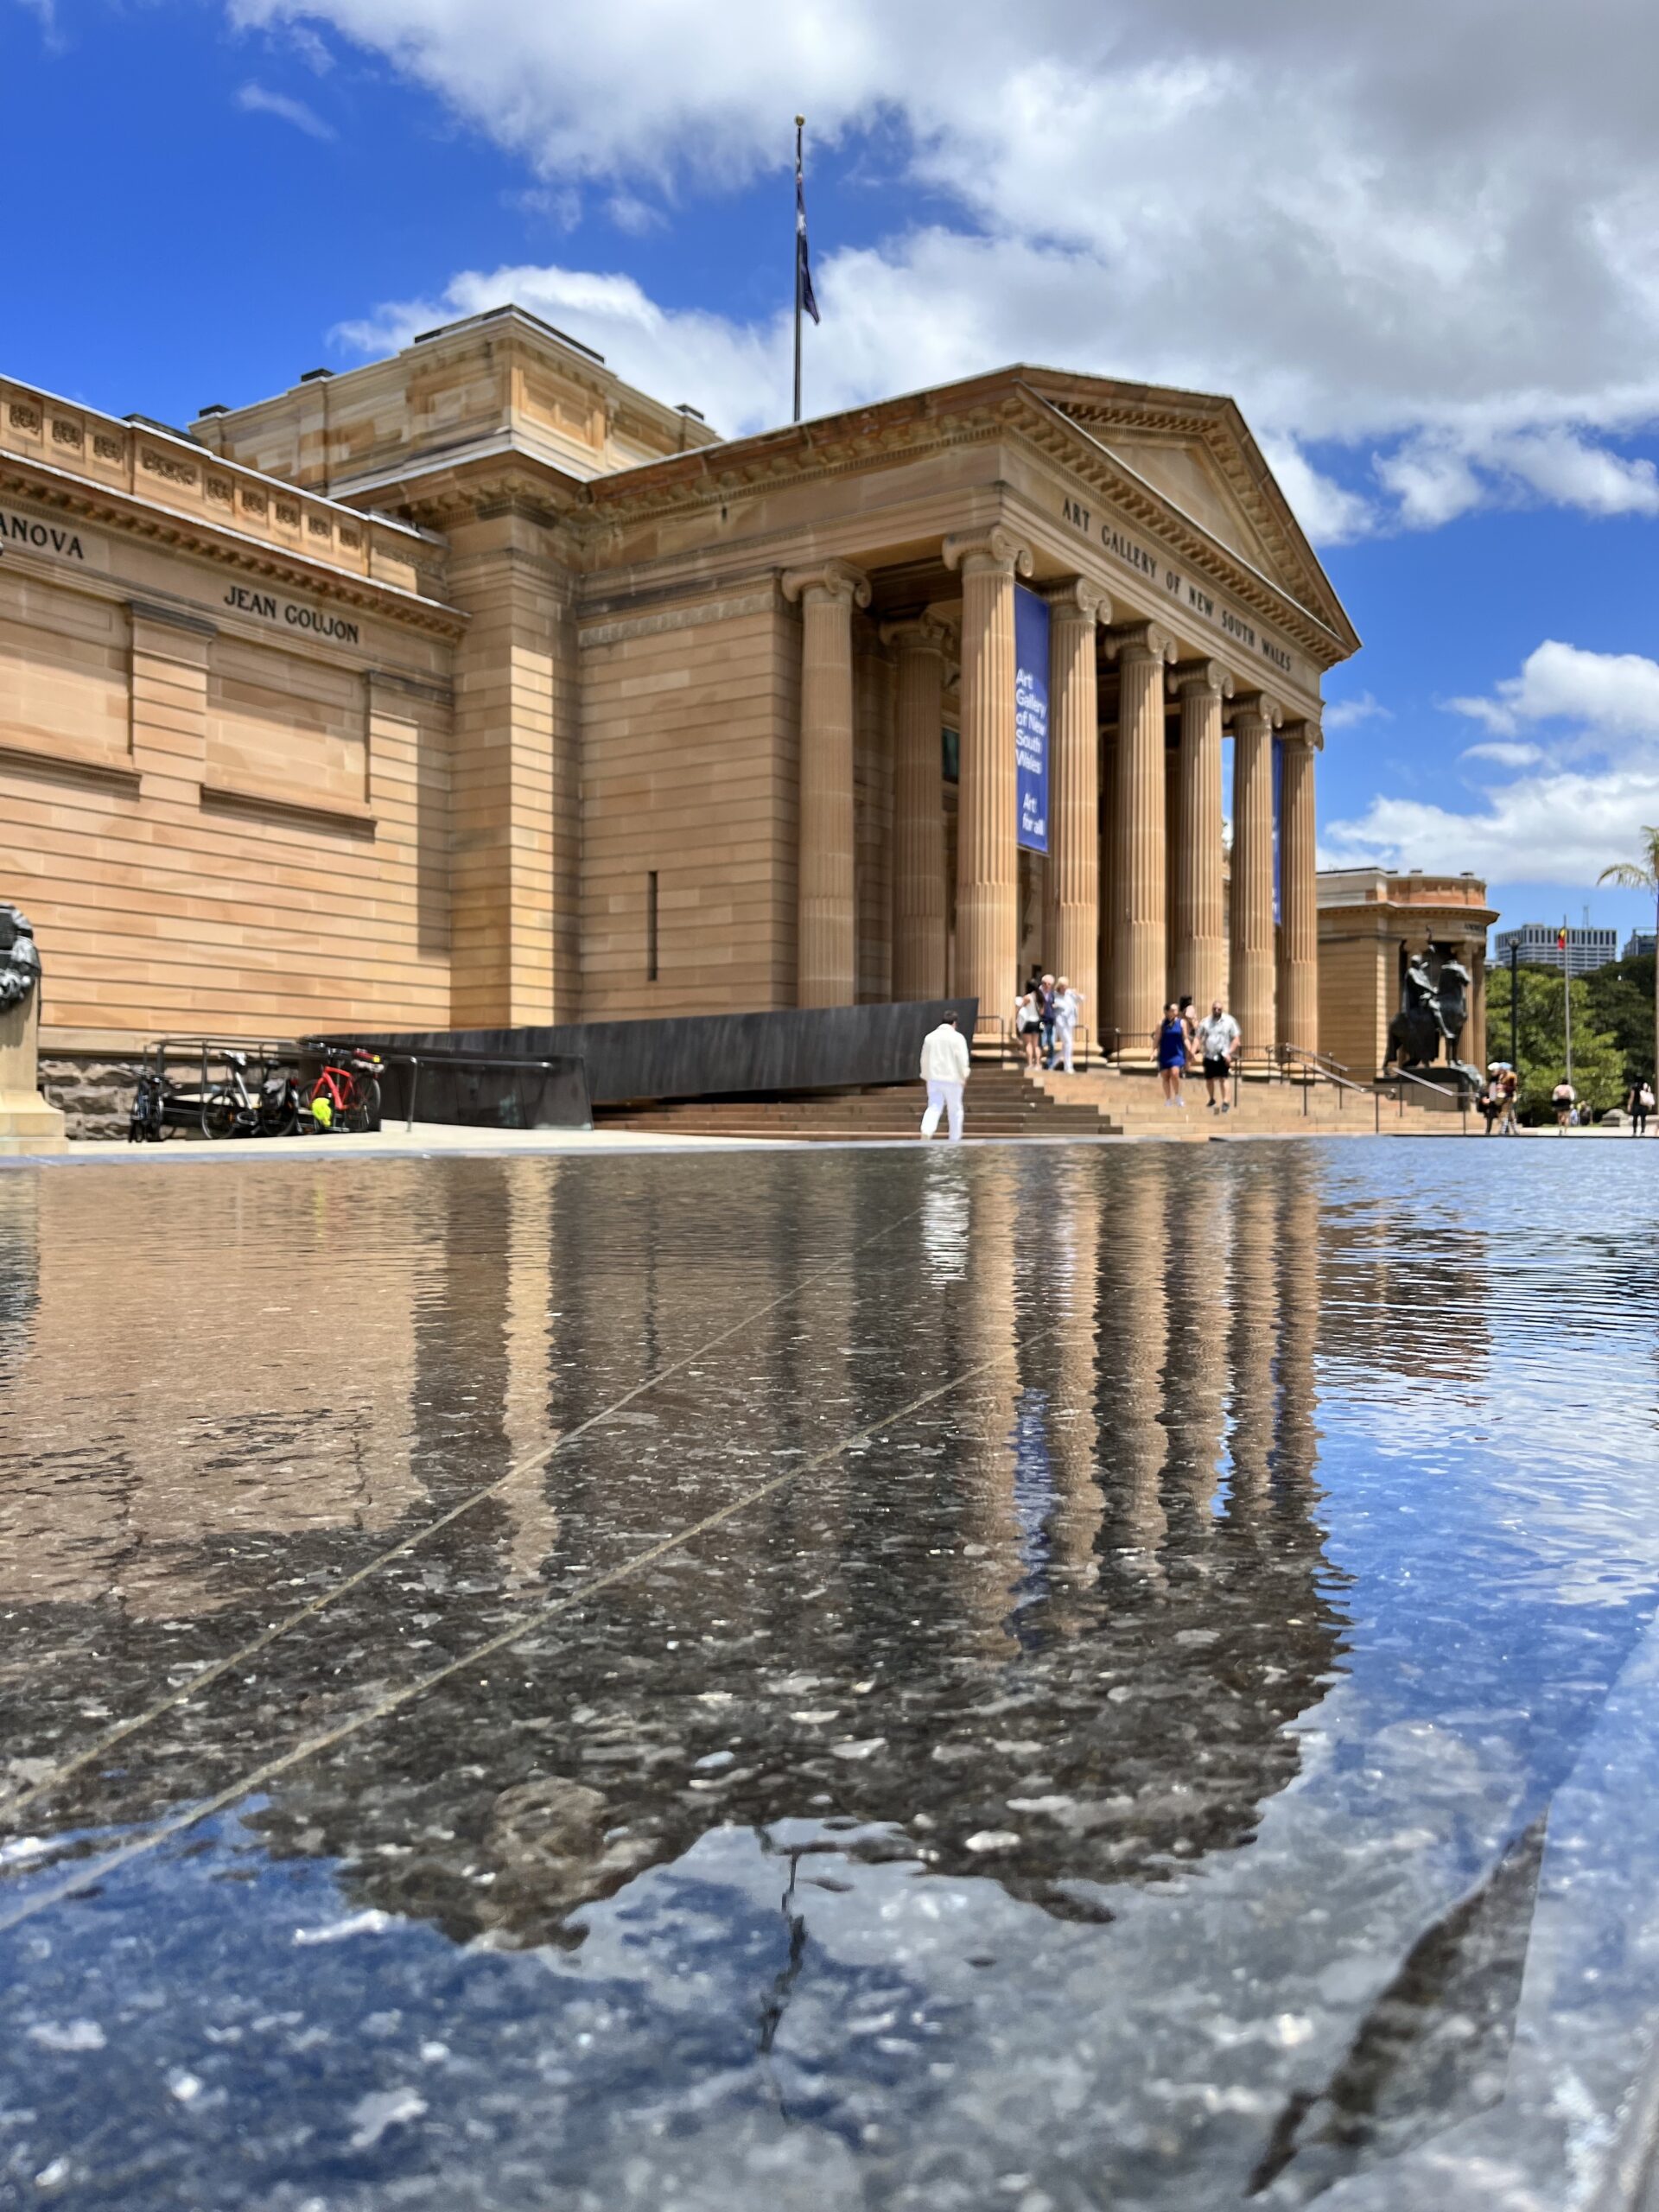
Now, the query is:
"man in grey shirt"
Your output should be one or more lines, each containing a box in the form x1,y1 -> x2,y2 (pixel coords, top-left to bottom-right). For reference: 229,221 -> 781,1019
1195,1000 -> 1240,1112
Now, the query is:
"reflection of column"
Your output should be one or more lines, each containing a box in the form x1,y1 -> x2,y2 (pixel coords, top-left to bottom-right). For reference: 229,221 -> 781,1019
883,617 -> 951,1001
1109,623 -> 1175,1059
784,560 -> 871,1007
1046,583 -> 1107,1021
1096,1159 -> 1169,1572
944,529 -> 1033,1033
1162,1173 -> 1230,1530
1173,660 -> 1232,1011
962,1161 -> 1022,1646
499,1163 -> 562,1591
1226,1167 -> 1279,1517
1278,722 -> 1320,1054
1043,1161 -> 1103,1605
1230,692 -> 1282,1060
1274,1161 -> 1320,1502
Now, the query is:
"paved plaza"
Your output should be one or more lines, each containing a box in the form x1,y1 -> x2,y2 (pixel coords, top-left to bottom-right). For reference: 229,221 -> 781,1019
3,1141 -> 1658,2209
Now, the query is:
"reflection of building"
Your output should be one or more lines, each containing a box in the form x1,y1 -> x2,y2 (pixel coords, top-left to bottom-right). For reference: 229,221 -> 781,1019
1494,923 -> 1618,977
1318,868 -> 1497,1082
1,313 -> 1357,1078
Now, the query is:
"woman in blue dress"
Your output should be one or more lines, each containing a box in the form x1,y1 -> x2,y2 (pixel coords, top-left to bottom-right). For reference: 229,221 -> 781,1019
1155,1001 -> 1188,1108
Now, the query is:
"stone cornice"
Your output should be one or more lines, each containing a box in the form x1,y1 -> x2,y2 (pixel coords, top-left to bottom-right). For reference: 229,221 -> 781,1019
0,452 -> 467,642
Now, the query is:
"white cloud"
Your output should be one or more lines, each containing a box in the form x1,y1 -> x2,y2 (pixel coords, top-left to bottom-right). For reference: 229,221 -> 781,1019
1324,771 -> 1659,886
236,0 -> 1659,537
236,80 -> 334,138
1448,641 -> 1659,744
1324,692 -> 1390,734
1460,741 -> 1544,768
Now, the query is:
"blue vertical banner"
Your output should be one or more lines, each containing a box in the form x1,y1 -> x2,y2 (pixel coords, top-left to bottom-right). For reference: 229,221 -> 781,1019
1014,584 -> 1050,854
1271,734 -> 1284,924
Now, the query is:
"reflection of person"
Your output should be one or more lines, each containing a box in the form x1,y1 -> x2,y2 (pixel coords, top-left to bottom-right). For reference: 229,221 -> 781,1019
1155,1001 -> 1188,1107
1052,977 -> 1084,1074
1194,1000 -> 1240,1114
919,1012 -> 970,1141
1552,1078 -> 1576,1132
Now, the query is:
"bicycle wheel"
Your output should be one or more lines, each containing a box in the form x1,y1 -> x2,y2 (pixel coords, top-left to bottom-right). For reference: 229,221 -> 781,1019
344,1075 -> 381,1135
259,1086 -> 299,1139
201,1087 -> 238,1140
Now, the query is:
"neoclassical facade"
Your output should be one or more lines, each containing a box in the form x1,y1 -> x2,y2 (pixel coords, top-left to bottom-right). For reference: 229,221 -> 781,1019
0,307 -> 1358,1065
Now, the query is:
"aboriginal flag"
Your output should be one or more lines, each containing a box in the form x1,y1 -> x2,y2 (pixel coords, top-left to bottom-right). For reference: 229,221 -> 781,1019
1557,925 -> 1568,950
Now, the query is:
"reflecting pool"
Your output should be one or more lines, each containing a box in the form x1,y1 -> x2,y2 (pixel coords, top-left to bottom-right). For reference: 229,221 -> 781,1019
2,1141 -> 1657,2209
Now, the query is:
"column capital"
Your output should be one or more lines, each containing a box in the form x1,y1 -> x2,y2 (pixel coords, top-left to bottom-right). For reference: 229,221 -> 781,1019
942,526 -> 1034,581
879,612 -> 953,658
1103,620 -> 1177,668
1045,578 -> 1109,627
1281,716 -> 1324,752
782,558 -> 871,610
1230,690 -> 1284,731
1171,658 -> 1235,702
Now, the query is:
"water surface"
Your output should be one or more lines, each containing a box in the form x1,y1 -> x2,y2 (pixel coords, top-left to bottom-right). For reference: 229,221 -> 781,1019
2,1142 -> 1656,2209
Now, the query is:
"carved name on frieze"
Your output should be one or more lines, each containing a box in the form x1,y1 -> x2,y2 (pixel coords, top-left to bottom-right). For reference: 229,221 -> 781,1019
1059,494 -> 1295,678
0,505 -> 86,561
222,584 -> 360,645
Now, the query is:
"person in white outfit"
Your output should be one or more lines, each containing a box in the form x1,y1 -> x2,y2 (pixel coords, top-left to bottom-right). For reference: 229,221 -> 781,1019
1051,978 -> 1084,1074
919,1012 -> 971,1141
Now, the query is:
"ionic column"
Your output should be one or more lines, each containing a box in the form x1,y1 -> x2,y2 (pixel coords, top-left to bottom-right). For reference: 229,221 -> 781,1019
1107,622 -> 1176,1058
943,528 -> 1033,1034
1467,944 -> 1488,1075
1046,582 -> 1108,1024
1277,721 -> 1320,1055
881,616 -> 951,1001
1230,691 -> 1282,1061
1172,660 -> 1233,1011
783,560 -> 871,1007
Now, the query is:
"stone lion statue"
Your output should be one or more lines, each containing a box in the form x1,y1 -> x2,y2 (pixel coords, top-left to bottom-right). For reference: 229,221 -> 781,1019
0,904 -> 42,1015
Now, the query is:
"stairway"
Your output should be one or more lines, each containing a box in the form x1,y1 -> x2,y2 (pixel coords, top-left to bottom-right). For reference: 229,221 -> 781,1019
1033,1065 -> 1466,1139
596,1066 -> 1122,1141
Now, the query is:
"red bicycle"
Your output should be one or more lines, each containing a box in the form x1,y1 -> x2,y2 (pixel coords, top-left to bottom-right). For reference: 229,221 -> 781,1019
308,1046 -> 384,1134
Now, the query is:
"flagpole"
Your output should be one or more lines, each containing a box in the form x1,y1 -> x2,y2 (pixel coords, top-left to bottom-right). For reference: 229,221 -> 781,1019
1563,917 -> 1573,1088
792,115 -> 804,424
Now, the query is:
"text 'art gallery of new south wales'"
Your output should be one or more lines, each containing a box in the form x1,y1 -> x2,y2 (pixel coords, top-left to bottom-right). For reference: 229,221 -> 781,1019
1,306 -> 1391,1094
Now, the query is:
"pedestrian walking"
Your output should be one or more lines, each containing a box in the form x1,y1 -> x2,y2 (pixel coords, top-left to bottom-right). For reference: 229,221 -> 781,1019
1178,995 -> 1198,1058
1015,986 -> 1043,1069
1155,1001 -> 1188,1107
1627,1078 -> 1654,1135
1052,976 -> 1084,1074
1478,1079 -> 1499,1135
1039,973 -> 1058,1068
1193,998 -> 1240,1113
919,1010 -> 970,1141
1552,1077 -> 1576,1132
1497,1065 -> 1519,1135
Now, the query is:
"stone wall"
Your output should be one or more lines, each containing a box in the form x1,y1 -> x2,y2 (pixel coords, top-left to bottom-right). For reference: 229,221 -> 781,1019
38,1051 -> 141,1141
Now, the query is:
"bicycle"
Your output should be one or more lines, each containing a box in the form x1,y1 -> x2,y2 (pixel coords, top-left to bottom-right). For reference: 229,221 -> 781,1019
201,1052 -> 302,1140
308,1046 -> 384,1135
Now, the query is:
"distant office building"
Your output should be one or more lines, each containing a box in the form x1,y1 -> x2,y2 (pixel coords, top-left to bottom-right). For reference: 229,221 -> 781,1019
1624,930 -> 1657,962
1493,924 -> 1618,977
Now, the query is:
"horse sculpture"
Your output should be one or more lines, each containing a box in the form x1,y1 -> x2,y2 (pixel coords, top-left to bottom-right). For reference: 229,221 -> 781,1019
1385,944 -> 1482,1090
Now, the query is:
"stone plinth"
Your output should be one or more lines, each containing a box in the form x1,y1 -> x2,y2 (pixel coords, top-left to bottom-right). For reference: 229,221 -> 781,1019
1,992 -> 68,1154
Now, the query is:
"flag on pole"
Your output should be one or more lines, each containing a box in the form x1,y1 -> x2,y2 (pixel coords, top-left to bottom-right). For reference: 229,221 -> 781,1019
795,119 -> 820,327
1556,924 -> 1568,950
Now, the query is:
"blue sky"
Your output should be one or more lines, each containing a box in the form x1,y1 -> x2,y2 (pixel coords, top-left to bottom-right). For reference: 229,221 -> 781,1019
8,0 -> 1659,947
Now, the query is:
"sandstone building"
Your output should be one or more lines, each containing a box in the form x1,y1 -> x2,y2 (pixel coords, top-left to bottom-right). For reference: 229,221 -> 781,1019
0,307 -> 1360,1070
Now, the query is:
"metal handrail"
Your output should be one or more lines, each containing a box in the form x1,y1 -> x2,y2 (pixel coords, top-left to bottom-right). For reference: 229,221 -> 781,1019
304,1041 -> 569,1132
1385,1064 -> 1472,1134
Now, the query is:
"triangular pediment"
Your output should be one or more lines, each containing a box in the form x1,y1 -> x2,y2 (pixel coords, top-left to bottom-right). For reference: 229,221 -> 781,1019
1013,368 -> 1357,652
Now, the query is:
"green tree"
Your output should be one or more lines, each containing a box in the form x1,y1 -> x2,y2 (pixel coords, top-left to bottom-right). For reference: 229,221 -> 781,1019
1599,827 -> 1659,1084
1583,951 -> 1658,1093
1485,963 -> 1626,1120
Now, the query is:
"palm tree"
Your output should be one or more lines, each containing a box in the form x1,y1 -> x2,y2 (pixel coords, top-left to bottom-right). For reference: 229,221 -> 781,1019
1599,824 -> 1659,1087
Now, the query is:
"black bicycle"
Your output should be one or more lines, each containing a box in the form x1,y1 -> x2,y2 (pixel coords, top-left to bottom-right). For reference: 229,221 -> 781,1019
200,1052 -> 302,1140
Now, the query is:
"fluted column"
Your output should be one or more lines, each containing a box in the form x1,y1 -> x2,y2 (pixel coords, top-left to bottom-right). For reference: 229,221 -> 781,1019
1277,721 -> 1320,1054
881,615 -> 951,1001
943,528 -> 1033,1034
1173,660 -> 1233,1010
783,560 -> 871,1007
1046,582 -> 1108,1025
1230,691 -> 1282,1060
1108,622 -> 1176,1058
